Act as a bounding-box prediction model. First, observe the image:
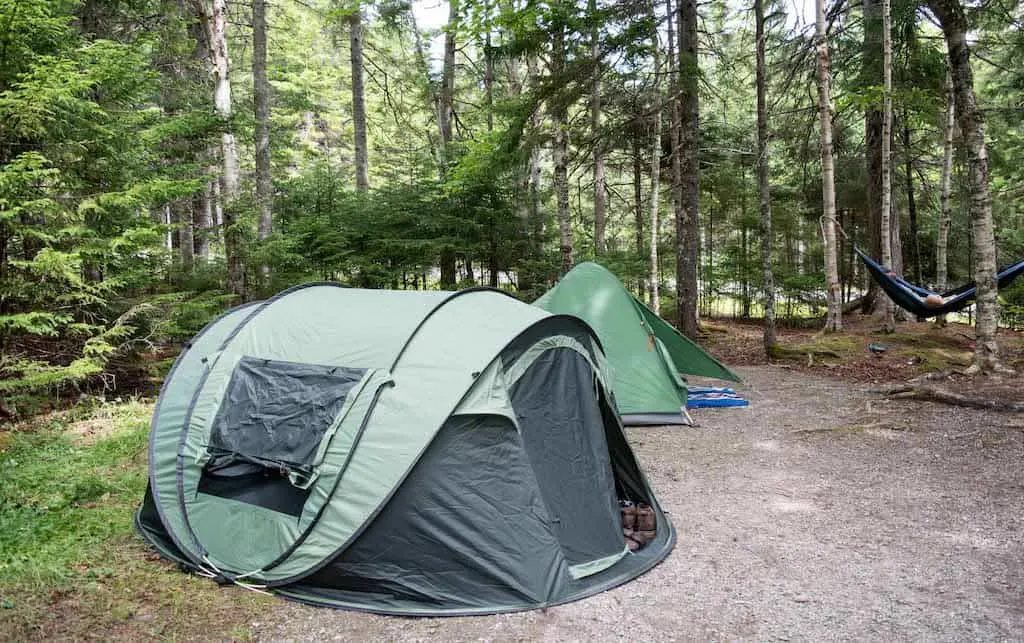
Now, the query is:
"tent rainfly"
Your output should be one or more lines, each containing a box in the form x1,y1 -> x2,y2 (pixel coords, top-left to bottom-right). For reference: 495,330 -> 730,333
534,262 -> 741,426
135,283 -> 675,615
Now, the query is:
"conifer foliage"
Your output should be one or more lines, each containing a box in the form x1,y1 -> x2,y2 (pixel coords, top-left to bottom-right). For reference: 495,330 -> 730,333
2,0 -> 1023,406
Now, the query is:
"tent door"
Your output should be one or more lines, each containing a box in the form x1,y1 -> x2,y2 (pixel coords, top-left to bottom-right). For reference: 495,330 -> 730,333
509,347 -> 626,575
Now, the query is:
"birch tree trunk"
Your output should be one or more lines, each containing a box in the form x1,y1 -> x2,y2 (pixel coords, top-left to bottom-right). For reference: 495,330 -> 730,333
209,0 -> 238,198
349,7 -> 369,192
676,0 -> 700,338
927,0 -> 1002,372
879,0 -> 895,331
253,0 -> 272,284
163,205 -> 173,253
648,0 -> 662,314
755,0 -> 776,355
815,0 -> 842,331
936,72 -> 954,326
199,0 -> 244,297
589,0 -> 606,255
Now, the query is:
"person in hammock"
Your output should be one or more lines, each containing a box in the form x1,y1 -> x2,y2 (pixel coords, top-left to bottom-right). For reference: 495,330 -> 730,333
882,267 -> 947,308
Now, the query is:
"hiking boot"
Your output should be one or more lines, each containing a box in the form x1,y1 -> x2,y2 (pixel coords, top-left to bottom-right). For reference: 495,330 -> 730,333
633,529 -> 656,545
620,502 -> 637,530
636,503 -> 655,530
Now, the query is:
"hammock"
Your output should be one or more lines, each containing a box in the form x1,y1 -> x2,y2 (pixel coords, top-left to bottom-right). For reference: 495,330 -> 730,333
855,247 -> 1024,319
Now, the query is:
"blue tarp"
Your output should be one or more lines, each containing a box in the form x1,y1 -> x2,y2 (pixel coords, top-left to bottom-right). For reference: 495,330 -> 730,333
687,386 -> 749,409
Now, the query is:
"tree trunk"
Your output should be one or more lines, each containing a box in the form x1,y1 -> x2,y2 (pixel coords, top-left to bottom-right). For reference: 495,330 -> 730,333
705,203 -> 713,316
741,221 -> 750,317
202,0 -> 244,298
927,0 -> 1001,372
164,205 -> 174,253
879,0 -> 895,331
815,0 -> 842,331
890,207 -> 910,324
633,135 -> 647,302
527,56 -> 543,275
890,204 -> 904,275
408,7 -> 443,172
485,68 -> 499,295
936,71 -> 954,325
484,28 -> 494,133
755,0 -> 776,355
676,0 -> 700,337
589,0 -> 606,256
862,0 -> 883,314
186,1 -> 213,262
529,140 -> 542,256
208,0 -> 238,198
666,0 -> 684,317
796,214 -> 806,274
552,25 -> 573,275
439,0 -> 457,163
253,0 -> 272,285
437,0 -> 458,288
648,0 -> 662,314
904,117 -> 921,284
350,8 -> 369,191
193,182 -> 212,260
177,199 -> 195,272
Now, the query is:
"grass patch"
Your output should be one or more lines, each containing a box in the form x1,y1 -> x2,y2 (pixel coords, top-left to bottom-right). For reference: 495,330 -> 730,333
0,401 -> 272,640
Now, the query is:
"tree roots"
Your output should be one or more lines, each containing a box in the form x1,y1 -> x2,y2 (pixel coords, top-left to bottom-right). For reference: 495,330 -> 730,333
872,373 -> 1024,412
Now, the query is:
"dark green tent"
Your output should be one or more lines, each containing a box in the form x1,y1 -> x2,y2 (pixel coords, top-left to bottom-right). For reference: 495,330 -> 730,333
136,283 -> 674,615
535,262 -> 741,426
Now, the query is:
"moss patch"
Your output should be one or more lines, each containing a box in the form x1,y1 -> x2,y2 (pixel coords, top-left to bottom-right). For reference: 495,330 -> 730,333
770,333 -> 863,364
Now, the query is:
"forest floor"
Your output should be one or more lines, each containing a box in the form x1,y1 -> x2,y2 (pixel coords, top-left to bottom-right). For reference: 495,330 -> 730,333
2,317 -> 1022,640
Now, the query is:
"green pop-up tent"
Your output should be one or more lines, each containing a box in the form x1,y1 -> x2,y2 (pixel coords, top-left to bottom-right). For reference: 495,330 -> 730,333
136,283 -> 674,615
535,262 -> 740,426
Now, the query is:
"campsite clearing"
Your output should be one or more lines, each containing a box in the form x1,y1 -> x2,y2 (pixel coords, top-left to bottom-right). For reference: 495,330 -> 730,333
256,364 -> 1024,641
3,326 -> 1023,640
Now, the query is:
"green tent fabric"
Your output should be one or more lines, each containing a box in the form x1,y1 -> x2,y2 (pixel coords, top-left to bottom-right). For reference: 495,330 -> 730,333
135,283 -> 675,615
534,262 -> 741,426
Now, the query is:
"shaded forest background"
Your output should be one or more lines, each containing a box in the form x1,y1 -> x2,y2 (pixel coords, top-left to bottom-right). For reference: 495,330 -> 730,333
2,0 -> 1023,413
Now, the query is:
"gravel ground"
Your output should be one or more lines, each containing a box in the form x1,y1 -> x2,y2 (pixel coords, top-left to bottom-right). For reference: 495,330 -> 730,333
255,365 -> 1024,641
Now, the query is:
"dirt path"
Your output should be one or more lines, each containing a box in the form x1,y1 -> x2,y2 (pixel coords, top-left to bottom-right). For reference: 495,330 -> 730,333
256,366 -> 1024,641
